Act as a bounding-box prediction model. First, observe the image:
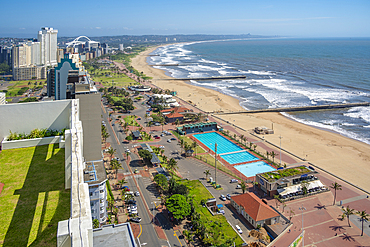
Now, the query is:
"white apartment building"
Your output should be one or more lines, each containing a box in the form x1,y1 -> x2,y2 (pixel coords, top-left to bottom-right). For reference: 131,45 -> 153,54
149,94 -> 180,107
38,27 -> 58,66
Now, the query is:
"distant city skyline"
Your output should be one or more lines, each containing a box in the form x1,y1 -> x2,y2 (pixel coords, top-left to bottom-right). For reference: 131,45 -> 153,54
1,0 -> 369,38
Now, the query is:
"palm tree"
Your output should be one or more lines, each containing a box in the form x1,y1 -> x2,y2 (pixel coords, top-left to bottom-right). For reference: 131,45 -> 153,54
167,158 -> 178,175
240,181 -> 247,194
107,197 -> 114,214
175,119 -> 180,127
289,209 -> 295,221
273,194 -> 280,208
357,210 -> 370,236
110,159 -> 121,179
107,148 -> 116,160
342,206 -> 355,227
204,170 -> 211,181
266,151 -> 270,161
270,151 -> 277,163
118,178 -> 127,188
330,182 -> 342,205
300,180 -> 309,194
192,141 -> 197,156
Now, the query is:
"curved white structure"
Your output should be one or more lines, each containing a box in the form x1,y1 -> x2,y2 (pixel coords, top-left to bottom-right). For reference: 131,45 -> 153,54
66,36 -> 99,48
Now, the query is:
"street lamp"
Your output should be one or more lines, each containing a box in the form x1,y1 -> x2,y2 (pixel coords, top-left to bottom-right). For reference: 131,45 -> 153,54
299,205 -> 306,246
279,135 -> 283,166
214,143 -> 218,187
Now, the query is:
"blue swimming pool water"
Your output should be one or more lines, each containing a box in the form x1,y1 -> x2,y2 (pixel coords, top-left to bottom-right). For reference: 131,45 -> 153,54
220,151 -> 259,165
193,132 -> 243,154
234,161 -> 276,177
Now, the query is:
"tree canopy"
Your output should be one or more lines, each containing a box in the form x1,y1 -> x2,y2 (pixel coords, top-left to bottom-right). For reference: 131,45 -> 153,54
138,149 -> 152,160
154,174 -> 168,190
166,194 -> 191,220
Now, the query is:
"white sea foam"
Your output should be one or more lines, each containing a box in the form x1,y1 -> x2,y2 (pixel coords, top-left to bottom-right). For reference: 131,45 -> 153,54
343,107 -> 370,123
239,70 -> 275,76
281,113 -> 370,145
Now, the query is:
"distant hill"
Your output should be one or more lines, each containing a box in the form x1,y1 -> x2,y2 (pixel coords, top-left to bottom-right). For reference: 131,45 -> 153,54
58,34 -> 276,48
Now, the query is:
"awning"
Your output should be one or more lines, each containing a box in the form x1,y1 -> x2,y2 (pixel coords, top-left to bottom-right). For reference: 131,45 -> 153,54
217,204 -> 224,208
277,184 -> 301,196
278,180 -> 325,196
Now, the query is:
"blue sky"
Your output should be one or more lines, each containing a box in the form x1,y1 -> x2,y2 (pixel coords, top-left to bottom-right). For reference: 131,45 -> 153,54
1,0 -> 369,38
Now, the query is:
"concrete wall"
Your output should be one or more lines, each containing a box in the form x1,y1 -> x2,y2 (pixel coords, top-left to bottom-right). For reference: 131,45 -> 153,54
0,100 -> 71,143
76,94 -> 101,162
2,135 -> 62,150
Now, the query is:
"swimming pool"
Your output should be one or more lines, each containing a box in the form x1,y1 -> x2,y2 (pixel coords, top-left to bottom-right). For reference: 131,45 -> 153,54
234,161 -> 276,177
193,132 -> 243,154
220,151 -> 259,165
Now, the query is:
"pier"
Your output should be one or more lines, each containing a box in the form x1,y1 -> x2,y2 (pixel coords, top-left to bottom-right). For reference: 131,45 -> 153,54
160,75 -> 247,81
211,102 -> 370,115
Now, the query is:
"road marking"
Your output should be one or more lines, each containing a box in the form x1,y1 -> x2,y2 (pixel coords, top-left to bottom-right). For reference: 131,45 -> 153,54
174,230 -> 183,246
137,224 -> 142,238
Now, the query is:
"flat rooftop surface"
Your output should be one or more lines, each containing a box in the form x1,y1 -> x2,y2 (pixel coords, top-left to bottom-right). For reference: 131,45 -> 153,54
93,223 -> 137,247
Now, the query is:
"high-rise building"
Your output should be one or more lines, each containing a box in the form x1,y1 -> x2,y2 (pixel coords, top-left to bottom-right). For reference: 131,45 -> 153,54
37,27 -> 58,66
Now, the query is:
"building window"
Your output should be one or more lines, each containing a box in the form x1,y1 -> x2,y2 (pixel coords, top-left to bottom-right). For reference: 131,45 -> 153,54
100,190 -> 104,193
90,192 -> 93,196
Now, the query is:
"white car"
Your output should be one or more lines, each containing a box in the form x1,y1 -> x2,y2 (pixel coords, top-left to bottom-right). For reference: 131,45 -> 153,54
135,191 -> 140,196
167,139 -> 171,143
220,194 -> 226,201
235,225 -> 243,234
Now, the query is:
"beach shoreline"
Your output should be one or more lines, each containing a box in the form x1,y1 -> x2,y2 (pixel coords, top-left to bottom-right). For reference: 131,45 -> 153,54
131,45 -> 370,192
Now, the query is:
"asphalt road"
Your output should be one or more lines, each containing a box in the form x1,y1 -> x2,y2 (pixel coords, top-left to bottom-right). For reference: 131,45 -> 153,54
102,98 -> 185,247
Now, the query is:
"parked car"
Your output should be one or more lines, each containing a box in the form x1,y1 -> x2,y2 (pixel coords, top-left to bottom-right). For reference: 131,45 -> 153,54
230,179 -> 238,183
235,225 -> 243,234
112,124 -> 115,126
131,217 -> 142,223
154,136 -> 160,139
114,157 -> 120,161
154,122 -> 161,126
125,149 -> 131,153
236,184 -> 241,189
127,199 -> 136,204
226,194 -> 231,200
220,194 -> 226,201
167,139 -> 171,143
171,137 -> 176,141
161,133 -> 165,137
159,146 -> 165,149
135,191 -> 140,196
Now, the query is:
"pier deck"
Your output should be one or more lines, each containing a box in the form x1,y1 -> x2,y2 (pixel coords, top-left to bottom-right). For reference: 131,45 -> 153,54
211,102 -> 370,115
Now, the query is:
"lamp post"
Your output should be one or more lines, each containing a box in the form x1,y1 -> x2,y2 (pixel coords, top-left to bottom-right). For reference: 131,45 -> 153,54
215,143 -> 217,187
279,135 -> 283,166
299,205 -> 306,246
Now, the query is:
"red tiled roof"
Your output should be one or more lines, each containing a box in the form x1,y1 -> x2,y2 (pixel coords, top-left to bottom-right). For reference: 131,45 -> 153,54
166,112 -> 184,118
161,107 -> 189,113
231,193 -> 279,222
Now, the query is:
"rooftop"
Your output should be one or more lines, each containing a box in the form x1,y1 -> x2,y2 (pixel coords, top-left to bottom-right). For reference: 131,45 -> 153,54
259,165 -> 314,182
231,193 -> 279,222
83,160 -> 107,185
93,223 -> 137,247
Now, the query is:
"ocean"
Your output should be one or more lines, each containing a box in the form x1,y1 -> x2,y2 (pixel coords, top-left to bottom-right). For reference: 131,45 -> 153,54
148,38 -> 370,145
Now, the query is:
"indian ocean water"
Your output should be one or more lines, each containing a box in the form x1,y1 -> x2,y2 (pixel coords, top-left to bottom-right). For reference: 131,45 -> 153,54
148,38 -> 370,145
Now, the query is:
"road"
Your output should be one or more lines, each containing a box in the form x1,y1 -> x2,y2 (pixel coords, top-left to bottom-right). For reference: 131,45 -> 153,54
102,96 -> 185,247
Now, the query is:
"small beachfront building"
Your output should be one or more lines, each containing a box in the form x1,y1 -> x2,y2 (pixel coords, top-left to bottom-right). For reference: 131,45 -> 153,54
256,165 -> 324,197
132,130 -> 142,140
230,193 -> 280,228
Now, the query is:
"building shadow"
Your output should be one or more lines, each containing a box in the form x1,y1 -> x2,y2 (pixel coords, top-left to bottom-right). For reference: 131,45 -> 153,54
3,144 -> 70,246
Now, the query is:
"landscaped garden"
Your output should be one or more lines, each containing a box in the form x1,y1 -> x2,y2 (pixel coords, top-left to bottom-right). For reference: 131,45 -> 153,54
179,180 -> 244,246
261,166 -> 311,181
123,115 -> 140,127
0,144 -> 69,246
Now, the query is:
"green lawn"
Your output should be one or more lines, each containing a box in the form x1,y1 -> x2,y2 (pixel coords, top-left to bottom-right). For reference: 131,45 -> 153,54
0,144 -> 69,246
179,180 -> 244,246
124,115 -> 140,127
92,71 -> 136,87
195,154 -> 242,181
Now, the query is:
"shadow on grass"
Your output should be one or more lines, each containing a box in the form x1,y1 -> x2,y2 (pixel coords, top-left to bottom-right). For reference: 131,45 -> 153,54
3,144 -> 70,247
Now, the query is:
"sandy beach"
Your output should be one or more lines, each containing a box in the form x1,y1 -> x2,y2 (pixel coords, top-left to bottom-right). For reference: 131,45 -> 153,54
132,45 -> 370,192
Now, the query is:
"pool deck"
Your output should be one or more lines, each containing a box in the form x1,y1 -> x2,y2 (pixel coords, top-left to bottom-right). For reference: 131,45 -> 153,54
189,131 -> 277,180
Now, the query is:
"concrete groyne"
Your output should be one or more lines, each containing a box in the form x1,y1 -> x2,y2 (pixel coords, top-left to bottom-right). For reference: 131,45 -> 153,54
212,102 -> 370,115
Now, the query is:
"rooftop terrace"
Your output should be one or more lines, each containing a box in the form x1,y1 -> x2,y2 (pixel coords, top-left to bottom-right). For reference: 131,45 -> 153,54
259,166 -> 314,182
